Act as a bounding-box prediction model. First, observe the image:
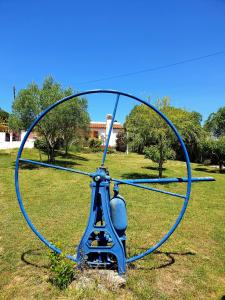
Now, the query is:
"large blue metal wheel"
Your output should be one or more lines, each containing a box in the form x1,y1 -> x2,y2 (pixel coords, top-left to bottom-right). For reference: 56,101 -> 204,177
15,89 -> 192,264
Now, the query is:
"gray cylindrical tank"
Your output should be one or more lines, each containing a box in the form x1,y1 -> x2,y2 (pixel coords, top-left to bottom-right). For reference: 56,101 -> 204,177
110,195 -> 127,236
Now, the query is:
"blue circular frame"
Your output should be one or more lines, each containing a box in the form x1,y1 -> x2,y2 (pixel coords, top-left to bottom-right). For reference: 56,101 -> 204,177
15,89 -> 192,264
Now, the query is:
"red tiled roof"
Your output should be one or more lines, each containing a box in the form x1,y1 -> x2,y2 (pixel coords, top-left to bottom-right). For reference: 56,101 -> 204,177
113,124 -> 123,129
90,123 -> 106,129
90,123 -> 123,129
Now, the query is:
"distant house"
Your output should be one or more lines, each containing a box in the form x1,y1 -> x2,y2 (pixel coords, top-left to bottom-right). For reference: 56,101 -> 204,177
90,114 -> 123,147
0,123 -> 36,149
0,114 -> 123,149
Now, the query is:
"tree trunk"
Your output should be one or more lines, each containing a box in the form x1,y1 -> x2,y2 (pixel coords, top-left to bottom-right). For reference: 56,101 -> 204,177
159,138 -> 163,178
38,149 -> 42,162
65,142 -> 69,156
49,146 -> 55,163
126,132 -> 129,155
158,161 -> 163,178
219,161 -> 224,173
65,147 -> 68,156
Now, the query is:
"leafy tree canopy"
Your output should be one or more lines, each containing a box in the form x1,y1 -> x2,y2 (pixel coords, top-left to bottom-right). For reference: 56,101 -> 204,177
204,106 -> 225,138
9,76 -> 90,161
0,108 -> 9,123
125,98 -> 175,177
163,104 -> 205,161
125,97 -> 204,156
202,137 -> 225,173
125,97 -> 205,176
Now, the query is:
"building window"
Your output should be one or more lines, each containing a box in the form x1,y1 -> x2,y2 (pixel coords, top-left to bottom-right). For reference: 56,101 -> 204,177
93,130 -> 99,138
5,132 -> 10,142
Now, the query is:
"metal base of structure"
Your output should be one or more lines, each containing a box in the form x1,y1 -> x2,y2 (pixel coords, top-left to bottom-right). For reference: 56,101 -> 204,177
77,169 -> 126,274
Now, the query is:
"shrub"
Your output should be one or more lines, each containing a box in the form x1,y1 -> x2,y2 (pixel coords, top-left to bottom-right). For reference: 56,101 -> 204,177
203,159 -> 211,166
116,130 -> 127,152
87,138 -> 102,152
90,147 -> 102,152
48,248 -> 75,290
34,138 -> 49,155
88,138 -> 102,148
107,147 -> 116,154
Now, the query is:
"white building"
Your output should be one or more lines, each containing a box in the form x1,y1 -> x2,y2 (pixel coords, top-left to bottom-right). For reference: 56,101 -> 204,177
0,114 -> 123,150
90,114 -> 123,147
0,124 -> 36,149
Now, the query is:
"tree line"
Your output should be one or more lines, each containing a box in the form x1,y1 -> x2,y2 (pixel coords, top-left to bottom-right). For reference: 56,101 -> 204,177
1,77 -> 224,175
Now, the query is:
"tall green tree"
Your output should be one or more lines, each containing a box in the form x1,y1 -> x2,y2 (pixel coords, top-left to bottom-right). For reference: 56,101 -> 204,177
204,107 -> 225,137
59,100 -> 90,155
144,130 -> 175,178
203,107 -> 225,171
202,137 -> 225,173
125,98 -> 175,177
163,106 -> 205,162
125,97 -> 204,177
9,76 -> 90,162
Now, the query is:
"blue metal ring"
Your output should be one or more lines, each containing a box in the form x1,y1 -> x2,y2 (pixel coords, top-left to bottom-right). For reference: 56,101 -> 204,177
15,89 -> 191,263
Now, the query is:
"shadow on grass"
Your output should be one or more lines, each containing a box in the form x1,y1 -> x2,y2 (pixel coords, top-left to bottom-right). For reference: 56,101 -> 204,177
56,151 -> 89,161
142,166 -> 166,171
21,248 -> 195,271
21,248 -> 49,269
12,159 -> 82,170
194,166 -> 224,174
12,161 -> 39,170
121,172 -> 167,179
54,160 -> 82,167
0,152 -> 10,156
128,250 -> 196,271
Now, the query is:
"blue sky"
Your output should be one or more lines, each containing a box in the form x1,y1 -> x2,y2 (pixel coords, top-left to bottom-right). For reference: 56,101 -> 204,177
1,0 -> 225,123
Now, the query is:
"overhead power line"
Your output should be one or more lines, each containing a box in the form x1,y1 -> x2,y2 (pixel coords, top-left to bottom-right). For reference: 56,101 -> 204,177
79,50 -> 225,84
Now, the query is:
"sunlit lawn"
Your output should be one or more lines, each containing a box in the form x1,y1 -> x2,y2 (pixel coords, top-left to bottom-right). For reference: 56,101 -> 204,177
0,148 -> 224,299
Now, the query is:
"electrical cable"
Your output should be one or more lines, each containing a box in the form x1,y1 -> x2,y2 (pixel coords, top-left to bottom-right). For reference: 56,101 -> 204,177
79,50 -> 225,84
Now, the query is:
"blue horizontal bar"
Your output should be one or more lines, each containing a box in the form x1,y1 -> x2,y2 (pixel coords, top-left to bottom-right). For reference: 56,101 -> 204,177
112,178 -> 186,199
19,158 -> 92,177
117,177 -> 215,184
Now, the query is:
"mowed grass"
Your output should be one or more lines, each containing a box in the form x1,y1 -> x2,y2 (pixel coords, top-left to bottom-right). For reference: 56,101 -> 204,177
0,149 -> 224,299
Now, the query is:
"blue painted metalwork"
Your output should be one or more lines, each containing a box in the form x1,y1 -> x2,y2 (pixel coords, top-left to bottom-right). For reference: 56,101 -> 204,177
16,89 -> 209,271
110,195 -> 127,235
101,93 -> 120,166
116,177 -> 215,184
112,178 -> 186,199
19,158 -> 92,177
77,168 -> 126,274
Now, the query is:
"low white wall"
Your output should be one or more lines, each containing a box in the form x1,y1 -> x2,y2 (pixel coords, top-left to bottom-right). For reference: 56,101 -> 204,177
0,132 -> 6,142
0,140 -> 34,149
0,130 -> 35,149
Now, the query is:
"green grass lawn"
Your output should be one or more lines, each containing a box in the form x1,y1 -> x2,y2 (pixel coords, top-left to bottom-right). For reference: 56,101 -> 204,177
0,149 -> 224,299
